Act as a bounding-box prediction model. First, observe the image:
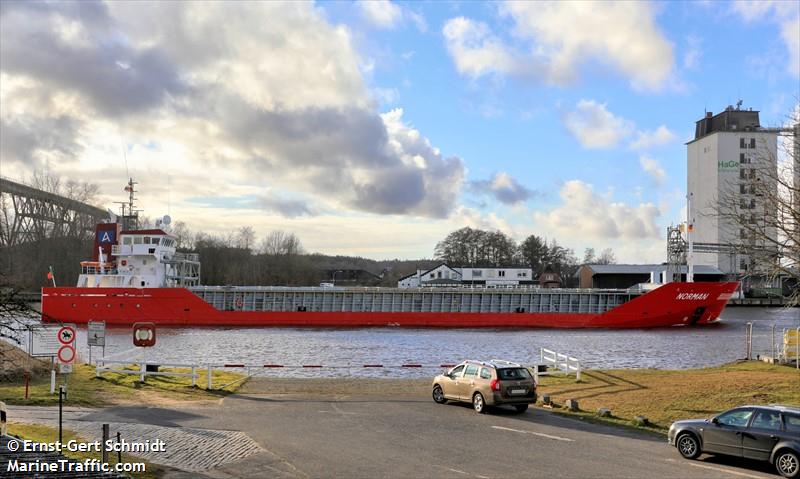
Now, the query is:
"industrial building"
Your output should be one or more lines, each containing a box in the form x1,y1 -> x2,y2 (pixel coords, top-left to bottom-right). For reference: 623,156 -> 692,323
577,264 -> 725,289
687,104 -> 779,275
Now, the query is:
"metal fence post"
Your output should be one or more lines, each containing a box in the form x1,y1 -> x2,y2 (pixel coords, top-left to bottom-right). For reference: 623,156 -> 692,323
207,365 -> 213,390
771,325 -> 776,360
102,424 -> 109,464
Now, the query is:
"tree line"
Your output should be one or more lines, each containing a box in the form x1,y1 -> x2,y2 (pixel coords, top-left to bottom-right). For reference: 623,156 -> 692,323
434,227 -> 615,286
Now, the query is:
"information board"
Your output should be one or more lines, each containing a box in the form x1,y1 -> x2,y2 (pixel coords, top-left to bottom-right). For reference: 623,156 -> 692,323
29,325 -> 62,357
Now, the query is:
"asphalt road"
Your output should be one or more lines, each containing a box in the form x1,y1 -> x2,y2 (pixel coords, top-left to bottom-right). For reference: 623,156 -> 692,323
65,379 -> 782,479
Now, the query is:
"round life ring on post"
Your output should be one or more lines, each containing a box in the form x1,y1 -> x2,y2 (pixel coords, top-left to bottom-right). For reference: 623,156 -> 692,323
235,297 -> 244,310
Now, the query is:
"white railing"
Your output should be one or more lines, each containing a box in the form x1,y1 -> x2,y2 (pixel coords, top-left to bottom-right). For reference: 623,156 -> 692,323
96,359 -> 201,385
538,348 -> 582,381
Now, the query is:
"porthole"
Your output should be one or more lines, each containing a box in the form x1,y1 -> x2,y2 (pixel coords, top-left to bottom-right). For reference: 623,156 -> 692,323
72,303 -> 76,308
93,303 -> 98,308
107,304 -> 112,308
136,304 -> 141,308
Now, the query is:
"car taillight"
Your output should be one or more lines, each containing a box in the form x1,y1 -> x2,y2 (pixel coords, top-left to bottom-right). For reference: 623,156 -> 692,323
490,379 -> 500,391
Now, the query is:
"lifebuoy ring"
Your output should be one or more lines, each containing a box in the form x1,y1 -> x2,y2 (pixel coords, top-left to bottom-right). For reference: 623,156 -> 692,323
235,297 -> 244,309
121,260 -> 128,266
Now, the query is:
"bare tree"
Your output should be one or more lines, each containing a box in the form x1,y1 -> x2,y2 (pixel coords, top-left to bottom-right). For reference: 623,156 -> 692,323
714,112 -> 799,306
260,230 -> 304,256
236,226 -> 256,252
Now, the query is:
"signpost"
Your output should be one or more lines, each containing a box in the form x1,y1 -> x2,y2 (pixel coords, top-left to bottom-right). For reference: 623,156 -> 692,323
30,323 -> 76,394
87,321 -> 106,364
132,323 -> 156,382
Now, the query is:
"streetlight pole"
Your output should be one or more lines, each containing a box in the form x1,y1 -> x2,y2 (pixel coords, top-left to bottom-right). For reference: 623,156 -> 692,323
332,270 -> 342,286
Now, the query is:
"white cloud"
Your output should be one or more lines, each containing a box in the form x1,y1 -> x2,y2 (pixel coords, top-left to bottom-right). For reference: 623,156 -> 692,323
357,1 -> 426,32
443,1 -> 675,90
639,156 -> 667,185
442,17 -> 519,78
469,172 -> 538,205
562,100 -> 633,149
358,0 -> 402,29
682,35 -> 703,69
533,180 -> 661,240
732,0 -> 800,77
0,1 -> 465,223
629,125 -> 677,150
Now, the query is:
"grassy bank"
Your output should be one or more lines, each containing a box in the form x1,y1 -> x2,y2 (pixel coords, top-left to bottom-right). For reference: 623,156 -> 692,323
535,361 -> 800,430
5,422 -> 166,479
0,363 -> 246,406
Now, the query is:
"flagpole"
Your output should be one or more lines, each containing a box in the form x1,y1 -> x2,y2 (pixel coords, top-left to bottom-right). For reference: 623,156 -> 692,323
48,266 -> 57,287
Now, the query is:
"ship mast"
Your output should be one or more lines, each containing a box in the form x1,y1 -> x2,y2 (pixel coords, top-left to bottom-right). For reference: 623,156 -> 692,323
117,178 -> 140,230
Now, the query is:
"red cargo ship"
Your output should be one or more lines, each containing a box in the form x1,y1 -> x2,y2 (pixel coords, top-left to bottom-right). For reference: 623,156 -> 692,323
41,181 -> 738,328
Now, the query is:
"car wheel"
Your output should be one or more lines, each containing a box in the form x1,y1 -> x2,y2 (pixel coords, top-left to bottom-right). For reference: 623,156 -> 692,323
473,392 -> 486,413
514,404 -> 529,413
676,433 -> 701,460
775,450 -> 799,478
432,385 -> 447,404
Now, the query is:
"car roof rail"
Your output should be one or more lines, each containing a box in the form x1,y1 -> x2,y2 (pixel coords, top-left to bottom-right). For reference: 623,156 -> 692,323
489,359 -> 521,367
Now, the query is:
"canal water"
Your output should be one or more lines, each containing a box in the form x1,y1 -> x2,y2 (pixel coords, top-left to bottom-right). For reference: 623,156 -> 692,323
36,307 -> 792,377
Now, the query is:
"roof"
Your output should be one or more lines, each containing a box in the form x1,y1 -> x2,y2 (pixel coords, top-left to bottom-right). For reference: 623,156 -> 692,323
584,264 -> 724,275
421,263 -> 461,276
120,229 -> 170,236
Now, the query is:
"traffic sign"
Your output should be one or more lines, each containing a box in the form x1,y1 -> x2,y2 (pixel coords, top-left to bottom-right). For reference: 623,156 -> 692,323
59,363 -> 73,374
132,323 -> 156,347
57,345 -> 75,364
58,326 -> 76,345
87,321 -> 105,347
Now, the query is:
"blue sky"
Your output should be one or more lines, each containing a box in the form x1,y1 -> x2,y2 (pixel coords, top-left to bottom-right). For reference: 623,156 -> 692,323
1,1 -> 798,262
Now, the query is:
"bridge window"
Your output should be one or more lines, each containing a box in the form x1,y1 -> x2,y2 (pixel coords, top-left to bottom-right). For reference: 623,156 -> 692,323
134,237 -> 143,245
123,237 -> 132,245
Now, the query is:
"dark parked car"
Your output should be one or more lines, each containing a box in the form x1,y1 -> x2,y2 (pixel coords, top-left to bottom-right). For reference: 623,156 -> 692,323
668,404 -> 800,478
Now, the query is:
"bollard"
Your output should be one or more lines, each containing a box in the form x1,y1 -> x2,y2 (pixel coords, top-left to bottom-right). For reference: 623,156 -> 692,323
116,431 -> 122,464
102,424 -> 109,464
207,365 -> 213,390
58,386 -> 65,444
565,399 -> 579,411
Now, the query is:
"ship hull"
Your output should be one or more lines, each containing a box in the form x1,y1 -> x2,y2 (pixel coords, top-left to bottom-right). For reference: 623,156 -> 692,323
41,282 -> 739,329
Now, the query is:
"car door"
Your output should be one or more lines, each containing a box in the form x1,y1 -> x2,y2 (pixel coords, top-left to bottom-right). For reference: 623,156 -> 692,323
703,408 -> 753,456
743,409 -> 782,461
442,365 -> 465,400
459,364 -> 480,400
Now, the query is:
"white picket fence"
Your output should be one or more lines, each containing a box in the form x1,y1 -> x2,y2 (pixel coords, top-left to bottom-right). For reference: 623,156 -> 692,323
537,348 -> 582,381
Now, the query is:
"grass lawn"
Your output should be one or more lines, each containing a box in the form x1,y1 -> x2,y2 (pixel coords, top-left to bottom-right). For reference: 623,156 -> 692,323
536,361 -> 800,430
0,363 -> 246,406
5,422 -> 167,479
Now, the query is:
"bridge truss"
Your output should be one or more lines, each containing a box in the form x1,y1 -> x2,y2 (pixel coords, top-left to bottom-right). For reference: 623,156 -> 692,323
0,177 -> 108,247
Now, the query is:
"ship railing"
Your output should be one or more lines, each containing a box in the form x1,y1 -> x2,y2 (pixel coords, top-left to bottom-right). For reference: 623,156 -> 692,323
81,266 -> 119,275
537,348 -> 582,381
188,285 -> 633,294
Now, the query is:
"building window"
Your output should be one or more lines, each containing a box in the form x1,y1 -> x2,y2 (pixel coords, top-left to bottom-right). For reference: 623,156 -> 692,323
740,138 -> 746,148
498,271 -> 506,277
740,184 -> 746,194
740,169 -> 746,179
740,258 -> 748,270
750,199 -> 756,209
473,270 -> 482,278
123,237 -> 132,245
740,229 -> 747,239
749,138 -> 756,148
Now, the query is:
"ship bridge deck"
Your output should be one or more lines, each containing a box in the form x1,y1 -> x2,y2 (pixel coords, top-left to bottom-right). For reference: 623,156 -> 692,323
188,286 -> 640,315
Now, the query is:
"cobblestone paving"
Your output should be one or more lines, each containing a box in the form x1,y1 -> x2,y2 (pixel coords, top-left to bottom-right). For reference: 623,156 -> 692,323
7,406 -> 263,472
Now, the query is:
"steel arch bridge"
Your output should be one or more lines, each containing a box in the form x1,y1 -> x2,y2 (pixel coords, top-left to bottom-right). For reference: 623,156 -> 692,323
0,176 -> 108,247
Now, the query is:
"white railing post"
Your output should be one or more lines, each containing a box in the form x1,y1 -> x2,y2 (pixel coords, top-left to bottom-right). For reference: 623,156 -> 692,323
576,361 -> 581,382
191,366 -> 196,387
540,348 -> 544,364
50,369 -> 56,394
140,360 -> 146,383
772,325 -> 776,360
207,365 -> 213,390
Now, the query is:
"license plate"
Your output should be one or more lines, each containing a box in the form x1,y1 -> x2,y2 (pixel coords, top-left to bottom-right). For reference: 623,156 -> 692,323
509,388 -> 527,395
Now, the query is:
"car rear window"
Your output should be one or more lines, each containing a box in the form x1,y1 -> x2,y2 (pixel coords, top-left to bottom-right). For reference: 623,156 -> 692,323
785,413 -> 800,433
497,368 -> 530,380
479,367 -> 491,379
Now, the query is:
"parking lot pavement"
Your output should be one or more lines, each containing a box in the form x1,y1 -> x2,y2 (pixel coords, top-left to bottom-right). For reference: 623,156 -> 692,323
173,390 -> 780,479
8,391 -> 782,478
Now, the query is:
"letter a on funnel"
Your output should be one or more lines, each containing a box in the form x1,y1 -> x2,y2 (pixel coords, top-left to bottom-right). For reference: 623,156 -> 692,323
132,322 -> 156,347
